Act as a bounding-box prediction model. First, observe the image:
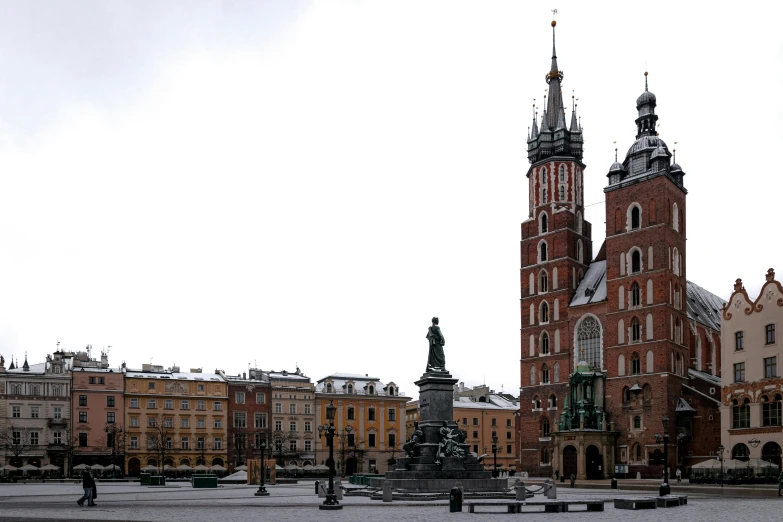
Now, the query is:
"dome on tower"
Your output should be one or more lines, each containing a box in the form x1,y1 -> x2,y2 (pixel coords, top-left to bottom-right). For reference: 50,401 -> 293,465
609,161 -> 626,173
626,135 -> 669,157
650,144 -> 667,159
670,162 -> 683,172
636,89 -> 657,108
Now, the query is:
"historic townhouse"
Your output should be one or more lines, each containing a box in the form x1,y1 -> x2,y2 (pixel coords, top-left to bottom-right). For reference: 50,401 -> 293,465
0,352 -> 71,471
123,364 -> 227,475
518,20 -> 724,480
269,369 -> 316,468
315,373 -> 407,475
721,270 -> 783,468
220,368 -> 271,471
71,351 -> 125,472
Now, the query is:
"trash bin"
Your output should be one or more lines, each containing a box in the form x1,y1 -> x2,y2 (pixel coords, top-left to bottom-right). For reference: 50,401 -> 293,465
150,475 -> 166,486
560,475 -> 565,483
449,485 -> 463,512
192,475 -> 218,488
139,473 -> 151,486
611,478 -> 618,489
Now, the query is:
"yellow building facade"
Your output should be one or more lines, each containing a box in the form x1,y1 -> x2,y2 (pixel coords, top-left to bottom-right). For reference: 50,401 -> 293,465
315,373 -> 409,475
123,365 -> 228,475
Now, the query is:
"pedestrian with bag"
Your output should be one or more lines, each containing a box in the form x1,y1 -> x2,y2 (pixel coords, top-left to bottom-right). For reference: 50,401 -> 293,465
77,470 -> 97,507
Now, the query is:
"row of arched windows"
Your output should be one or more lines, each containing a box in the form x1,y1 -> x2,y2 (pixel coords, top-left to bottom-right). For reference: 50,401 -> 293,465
731,394 -> 782,428
618,351 -> 655,376
535,165 -> 583,207
614,200 -> 682,233
618,280 -> 654,310
528,363 -> 561,386
528,329 -> 562,356
532,394 -> 558,410
528,299 -> 560,325
538,210 -> 583,236
617,314 -> 654,344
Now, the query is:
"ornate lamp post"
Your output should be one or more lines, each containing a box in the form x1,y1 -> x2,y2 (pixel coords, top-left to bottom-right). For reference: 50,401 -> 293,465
255,438 -> 269,496
318,400 -> 342,510
659,416 -> 670,496
491,435 -> 499,478
717,445 -> 725,488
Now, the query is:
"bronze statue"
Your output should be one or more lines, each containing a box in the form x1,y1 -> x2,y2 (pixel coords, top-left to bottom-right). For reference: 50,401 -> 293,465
403,422 -> 424,457
436,421 -> 464,460
426,317 -> 446,373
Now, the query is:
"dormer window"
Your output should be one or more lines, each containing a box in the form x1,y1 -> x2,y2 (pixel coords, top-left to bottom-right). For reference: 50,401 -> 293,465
388,386 -> 395,396
347,384 -> 353,394
326,383 -> 333,393
368,385 -> 375,395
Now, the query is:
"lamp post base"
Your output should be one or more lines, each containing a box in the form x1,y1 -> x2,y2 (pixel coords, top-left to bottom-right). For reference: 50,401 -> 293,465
659,483 -> 670,496
255,486 -> 269,496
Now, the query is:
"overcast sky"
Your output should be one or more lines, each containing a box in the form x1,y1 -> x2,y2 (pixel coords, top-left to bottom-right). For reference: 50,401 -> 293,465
1,1 -> 781,398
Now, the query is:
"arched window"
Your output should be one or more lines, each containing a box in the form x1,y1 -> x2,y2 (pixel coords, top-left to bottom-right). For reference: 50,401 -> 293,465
673,202 -> 679,231
542,448 -> 550,464
643,384 -> 652,404
631,249 -> 641,273
388,386 -> 395,396
540,213 -> 548,234
347,384 -> 354,394
368,385 -> 375,395
542,365 -> 550,384
732,398 -> 750,429
575,315 -> 602,369
530,366 -> 537,386
623,386 -> 631,404
549,394 -> 557,408
631,206 -> 641,229
673,248 -> 680,275
541,168 -> 548,204
533,395 -> 541,409
541,418 -> 550,437
763,394 -> 782,427
577,240 -> 583,263
529,303 -> 535,325
646,279 -> 653,304
559,164 -> 566,182
633,443 -> 642,462
631,352 -> 641,374
326,383 -> 333,393
540,302 -> 549,323
540,270 -> 548,293
559,185 -> 565,200
646,350 -> 654,372
553,362 -> 560,382
618,354 -> 625,375
541,332 -> 550,354
633,416 -> 642,429
732,443 -> 750,461
618,319 -> 625,344
541,167 -> 547,185
631,317 -> 641,342
540,241 -> 548,262
646,313 -> 653,340
631,282 -> 641,307
576,212 -> 583,235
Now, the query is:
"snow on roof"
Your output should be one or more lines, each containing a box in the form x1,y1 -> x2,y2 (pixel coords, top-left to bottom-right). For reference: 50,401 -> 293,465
688,368 -> 721,386
268,371 -> 310,381
570,261 -> 607,307
686,280 -> 726,331
319,373 -> 381,382
126,370 -> 225,382
6,362 -> 47,375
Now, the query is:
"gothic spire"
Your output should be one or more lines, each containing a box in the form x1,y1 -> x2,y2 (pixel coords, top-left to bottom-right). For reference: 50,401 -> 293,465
545,20 -> 565,131
530,105 -> 539,139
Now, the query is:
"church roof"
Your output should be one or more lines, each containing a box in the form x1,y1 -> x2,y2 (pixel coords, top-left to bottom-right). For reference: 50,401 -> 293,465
686,280 -> 726,331
569,260 -> 607,306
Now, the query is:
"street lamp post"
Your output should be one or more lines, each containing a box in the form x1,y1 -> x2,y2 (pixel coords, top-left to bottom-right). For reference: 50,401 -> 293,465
319,400 -> 342,510
718,445 -> 725,488
255,438 -> 269,496
659,416 -> 670,496
491,435 -> 499,478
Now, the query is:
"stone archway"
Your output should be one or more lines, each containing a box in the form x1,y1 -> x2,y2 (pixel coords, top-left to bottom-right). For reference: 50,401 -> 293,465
761,441 -> 782,469
585,445 -> 603,480
562,446 -> 577,479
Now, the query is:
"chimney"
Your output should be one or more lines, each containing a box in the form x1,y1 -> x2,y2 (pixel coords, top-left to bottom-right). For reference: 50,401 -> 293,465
142,363 -> 151,372
243,372 -> 247,380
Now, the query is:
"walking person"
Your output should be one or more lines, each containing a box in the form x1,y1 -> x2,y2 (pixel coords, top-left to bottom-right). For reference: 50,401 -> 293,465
77,470 -> 97,507
777,471 -> 783,497
676,468 -> 682,483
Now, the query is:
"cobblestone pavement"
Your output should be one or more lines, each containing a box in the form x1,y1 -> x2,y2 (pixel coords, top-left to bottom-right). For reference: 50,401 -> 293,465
0,481 -> 779,522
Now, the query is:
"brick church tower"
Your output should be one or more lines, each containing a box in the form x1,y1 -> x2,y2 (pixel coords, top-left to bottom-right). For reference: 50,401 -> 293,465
518,21 -> 723,480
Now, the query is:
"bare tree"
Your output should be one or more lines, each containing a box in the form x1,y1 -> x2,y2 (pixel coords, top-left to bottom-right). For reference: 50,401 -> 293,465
145,415 -> 175,475
95,424 -> 126,477
0,424 -> 31,465
228,426 -> 251,467
272,429 -> 301,466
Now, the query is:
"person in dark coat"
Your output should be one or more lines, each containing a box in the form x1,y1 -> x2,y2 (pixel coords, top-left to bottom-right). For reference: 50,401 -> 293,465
77,470 -> 97,506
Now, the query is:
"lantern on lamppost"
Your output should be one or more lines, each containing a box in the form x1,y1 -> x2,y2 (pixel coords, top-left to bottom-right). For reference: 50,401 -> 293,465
318,400 -> 342,510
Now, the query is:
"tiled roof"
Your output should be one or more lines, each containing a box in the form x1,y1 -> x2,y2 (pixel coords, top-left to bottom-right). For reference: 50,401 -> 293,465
688,368 -> 721,386
569,261 -> 607,306
686,280 -> 726,331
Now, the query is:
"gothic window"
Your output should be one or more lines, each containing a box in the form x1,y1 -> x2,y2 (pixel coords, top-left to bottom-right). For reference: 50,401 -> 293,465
646,279 -> 653,304
540,270 -> 548,293
530,366 -> 536,386
542,448 -> 550,464
633,416 -> 641,430
575,315 -> 602,369
631,317 -> 641,342
559,185 -> 565,201
618,354 -> 625,375
559,165 -> 566,182
673,202 -> 679,231
631,206 -> 641,229
553,362 -> 560,383
533,395 -> 541,409
631,282 -> 641,307
542,365 -> 550,384
633,443 -> 642,462
541,418 -> 550,437
542,187 -> 547,203
541,332 -> 550,354
623,386 -> 630,404
577,240 -> 583,263
631,249 -> 641,273
540,302 -> 549,323
540,213 -> 548,234
576,212 -> 583,235
549,394 -> 557,408
539,241 -> 548,262
631,352 -> 641,374
673,248 -> 680,275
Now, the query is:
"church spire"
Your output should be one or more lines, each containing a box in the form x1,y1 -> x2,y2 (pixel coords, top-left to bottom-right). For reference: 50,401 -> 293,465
530,104 -> 539,139
545,20 -> 565,131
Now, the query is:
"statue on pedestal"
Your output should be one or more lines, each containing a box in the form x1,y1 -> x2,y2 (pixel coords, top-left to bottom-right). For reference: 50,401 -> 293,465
436,421 -> 465,461
426,317 -> 446,373
403,422 -> 424,457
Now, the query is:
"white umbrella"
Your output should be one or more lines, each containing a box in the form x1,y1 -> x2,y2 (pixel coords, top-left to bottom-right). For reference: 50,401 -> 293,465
103,464 -> 120,471
20,464 -> 40,471
285,463 -> 300,470
235,465 -> 247,471
275,465 -> 284,470
210,464 -> 226,471
141,465 -> 158,471
314,464 -> 329,471
40,464 -> 60,471
176,464 -> 193,471
303,464 -> 314,470
73,464 -> 90,471
193,464 -> 210,471
89,463 -> 105,470
1,465 -> 18,471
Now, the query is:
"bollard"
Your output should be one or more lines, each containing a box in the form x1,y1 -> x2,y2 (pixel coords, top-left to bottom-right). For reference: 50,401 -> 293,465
449,485 -> 463,512
382,481 -> 393,503
514,479 -> 526,501
315,480 -> 320,494
545,479 -> 557,499
611,478 -> 618,490
560,475 -> 565,483
570,474 -> 576,489
549,480 -> 557,499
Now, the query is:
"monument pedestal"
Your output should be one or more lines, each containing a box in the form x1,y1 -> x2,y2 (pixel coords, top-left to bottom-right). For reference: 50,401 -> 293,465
369,371 -> 507,493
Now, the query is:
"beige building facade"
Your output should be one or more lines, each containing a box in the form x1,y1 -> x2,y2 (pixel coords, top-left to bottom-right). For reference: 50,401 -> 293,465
269,369 -> 316,467
721,269 -> 783,468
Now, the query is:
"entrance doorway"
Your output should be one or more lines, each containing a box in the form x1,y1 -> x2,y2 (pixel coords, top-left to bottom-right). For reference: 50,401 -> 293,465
761,441 -> 782,469
562,446 -> 577,479
585,445 -> 603,479
345,457 -> 357,476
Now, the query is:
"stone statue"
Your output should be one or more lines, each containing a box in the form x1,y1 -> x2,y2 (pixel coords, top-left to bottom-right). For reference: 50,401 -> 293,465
426,317 -> 446,373
403,422 -> 424,457
436,421 -> 464,460
0,355 -> 4,367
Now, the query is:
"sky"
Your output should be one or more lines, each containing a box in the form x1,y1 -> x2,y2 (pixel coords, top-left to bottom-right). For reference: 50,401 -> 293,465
0,1 -> 782,399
